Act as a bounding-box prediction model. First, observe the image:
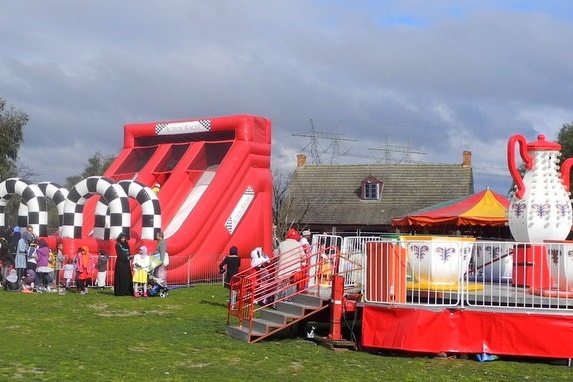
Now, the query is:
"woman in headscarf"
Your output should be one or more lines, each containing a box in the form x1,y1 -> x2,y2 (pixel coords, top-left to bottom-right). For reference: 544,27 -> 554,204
219,246 -> 241,307
114,233 -> 133,296
219,246 -> 240,290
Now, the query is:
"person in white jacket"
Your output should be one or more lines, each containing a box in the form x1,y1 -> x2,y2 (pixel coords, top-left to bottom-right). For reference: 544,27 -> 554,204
276,229 -> 306,299
250,247 -> 272,305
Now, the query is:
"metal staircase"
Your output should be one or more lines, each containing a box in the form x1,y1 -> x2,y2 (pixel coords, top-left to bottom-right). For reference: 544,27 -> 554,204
225,236 -> 362,344
227,292 -> 330,343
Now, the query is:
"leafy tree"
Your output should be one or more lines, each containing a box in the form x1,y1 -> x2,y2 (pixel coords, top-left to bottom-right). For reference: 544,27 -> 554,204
0,98 -> 28,179
558,122 -> 573,161
557,122 -> 573,192
65,151 -> 115,189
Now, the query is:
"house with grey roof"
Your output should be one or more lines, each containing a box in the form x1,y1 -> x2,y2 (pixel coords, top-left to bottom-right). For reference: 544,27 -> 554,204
279,152 -> 474,235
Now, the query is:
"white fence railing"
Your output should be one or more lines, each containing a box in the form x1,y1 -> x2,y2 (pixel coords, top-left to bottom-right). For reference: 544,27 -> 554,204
59,236 -> 573,314
52,253 -> 224,288
330,235 -> 573,312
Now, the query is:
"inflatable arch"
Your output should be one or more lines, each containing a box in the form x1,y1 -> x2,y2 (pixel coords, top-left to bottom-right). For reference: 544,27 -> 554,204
37,182 -> 68,227
93,180 -> 160,241
0,178 -> 48,236
62,176 -> 131,240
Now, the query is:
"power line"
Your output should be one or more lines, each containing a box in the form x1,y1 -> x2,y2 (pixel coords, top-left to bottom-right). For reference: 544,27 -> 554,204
292,119 -> 357,165
368,136 -> 426,164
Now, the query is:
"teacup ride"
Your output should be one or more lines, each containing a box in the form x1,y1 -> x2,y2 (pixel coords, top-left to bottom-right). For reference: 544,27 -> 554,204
469,241 -> 513,283
401,236 -> 481,291
534,241 -> 573,298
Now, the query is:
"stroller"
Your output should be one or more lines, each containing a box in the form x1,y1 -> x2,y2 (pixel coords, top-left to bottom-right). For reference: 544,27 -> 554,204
146,255 -> 170,298
4,269 -> 20,292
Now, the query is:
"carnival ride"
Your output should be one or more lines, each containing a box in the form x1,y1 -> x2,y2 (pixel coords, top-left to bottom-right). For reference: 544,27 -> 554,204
0,114 -> 273,282
226,133 -> 573,364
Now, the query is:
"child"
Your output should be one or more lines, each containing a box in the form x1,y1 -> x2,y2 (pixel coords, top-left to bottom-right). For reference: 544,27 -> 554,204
22,269 -> 36,293
132,246 -> 151,297
63,257 -> 75,289
74,246 -> 94,294
95,250 -> 109,290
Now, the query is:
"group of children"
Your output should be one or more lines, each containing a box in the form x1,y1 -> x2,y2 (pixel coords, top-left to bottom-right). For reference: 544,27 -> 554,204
1,226 -> 111,294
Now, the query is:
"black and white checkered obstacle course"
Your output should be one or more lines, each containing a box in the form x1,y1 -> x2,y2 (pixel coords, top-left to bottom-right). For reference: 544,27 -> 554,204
93,198 -> 110,240
0,178 -> 48,236
118,180 -> 161,240
37,182 -> 69,228
62,176 -> 131,239
92,180 -> 160,240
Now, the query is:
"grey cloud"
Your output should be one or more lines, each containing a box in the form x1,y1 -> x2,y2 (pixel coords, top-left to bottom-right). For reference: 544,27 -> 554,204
3,2 -> 573,193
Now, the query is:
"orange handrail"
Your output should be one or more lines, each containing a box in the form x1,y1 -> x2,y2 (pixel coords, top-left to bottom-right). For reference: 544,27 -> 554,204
225,244 -> 358,329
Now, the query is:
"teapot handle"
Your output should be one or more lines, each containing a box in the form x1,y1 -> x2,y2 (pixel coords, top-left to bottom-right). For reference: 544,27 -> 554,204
561,158 -> 573,193
507,134 -> 533,199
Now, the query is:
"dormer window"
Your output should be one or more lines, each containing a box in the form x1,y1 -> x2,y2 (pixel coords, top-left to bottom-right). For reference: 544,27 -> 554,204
361,176 -> 383,200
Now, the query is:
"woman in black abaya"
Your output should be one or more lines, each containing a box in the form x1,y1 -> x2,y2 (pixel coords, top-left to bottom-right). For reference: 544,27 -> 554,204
114,232 -> 134,296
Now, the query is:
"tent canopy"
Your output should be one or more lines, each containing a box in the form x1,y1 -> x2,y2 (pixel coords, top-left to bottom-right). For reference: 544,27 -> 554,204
391,188 -> 509,227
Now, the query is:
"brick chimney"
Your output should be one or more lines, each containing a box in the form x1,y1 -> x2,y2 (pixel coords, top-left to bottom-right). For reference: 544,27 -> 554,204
462,151 -> 472,167
297,154 -> 307,168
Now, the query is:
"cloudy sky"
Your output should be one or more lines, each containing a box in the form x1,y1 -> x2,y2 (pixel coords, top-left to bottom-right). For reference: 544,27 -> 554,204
3,1 -> 573,195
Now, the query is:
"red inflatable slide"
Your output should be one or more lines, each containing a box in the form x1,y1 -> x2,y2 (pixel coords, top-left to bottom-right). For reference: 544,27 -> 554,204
77,114 -> 273,282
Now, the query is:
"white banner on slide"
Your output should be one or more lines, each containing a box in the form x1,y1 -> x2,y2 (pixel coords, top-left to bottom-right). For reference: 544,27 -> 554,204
225,186 -> 255,234
155,120 -> 211,135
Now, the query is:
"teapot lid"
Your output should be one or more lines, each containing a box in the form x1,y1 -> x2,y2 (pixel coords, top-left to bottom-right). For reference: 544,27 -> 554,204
527,134 -> 561,151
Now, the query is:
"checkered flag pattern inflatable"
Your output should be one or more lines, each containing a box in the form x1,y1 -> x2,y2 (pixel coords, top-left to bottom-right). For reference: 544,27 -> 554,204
118,180 -> 161,240
225,186 -> 255,234
37,182 -> 69,228
93,180 -> 161,240
62,176 -> 131,239
155,119 -> 211,135
0,178 -> 48,236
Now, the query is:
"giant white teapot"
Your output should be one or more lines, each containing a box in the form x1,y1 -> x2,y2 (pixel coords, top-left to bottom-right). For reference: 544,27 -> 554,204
507,134 -> 573,242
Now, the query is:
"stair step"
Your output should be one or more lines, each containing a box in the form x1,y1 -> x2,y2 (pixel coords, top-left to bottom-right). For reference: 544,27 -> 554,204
226,292 -> 331,343
291,293 -> 328,308
227,325 -> 265,342
251,317 -> 284,333
275,300 -> 320,316
260,308 -> 299,324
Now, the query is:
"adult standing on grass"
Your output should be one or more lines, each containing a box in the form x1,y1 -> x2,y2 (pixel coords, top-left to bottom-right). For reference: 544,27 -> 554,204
15,234 -> 28,279
8,226 -> 21,255
219,246 -> 241,306
219,246 -> 241,290
114,232 -> 133,296
0,237 -> 14,285
154,231 -> 168,284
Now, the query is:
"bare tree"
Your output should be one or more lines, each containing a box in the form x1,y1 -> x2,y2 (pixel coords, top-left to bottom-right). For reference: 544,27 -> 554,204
273,168 -> 335,242
272,170 -> 293,246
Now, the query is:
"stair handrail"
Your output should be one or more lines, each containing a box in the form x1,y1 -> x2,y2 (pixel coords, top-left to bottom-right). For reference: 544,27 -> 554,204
226,243 -> 363,332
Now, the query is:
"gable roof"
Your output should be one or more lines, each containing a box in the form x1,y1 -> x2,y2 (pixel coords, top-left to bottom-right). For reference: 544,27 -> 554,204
286,164 -> 474,227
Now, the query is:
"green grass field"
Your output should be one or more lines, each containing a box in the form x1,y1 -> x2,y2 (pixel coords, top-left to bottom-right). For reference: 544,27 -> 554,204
1,285 -> 571,381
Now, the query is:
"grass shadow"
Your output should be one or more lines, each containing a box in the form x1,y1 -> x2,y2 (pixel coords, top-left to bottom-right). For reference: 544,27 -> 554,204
199,299 -> 227,308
